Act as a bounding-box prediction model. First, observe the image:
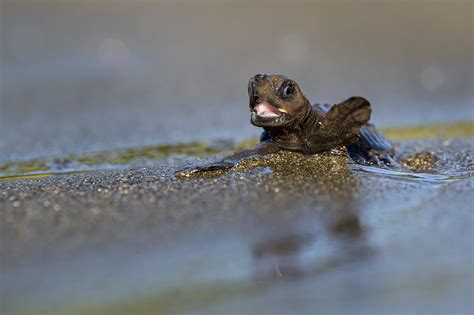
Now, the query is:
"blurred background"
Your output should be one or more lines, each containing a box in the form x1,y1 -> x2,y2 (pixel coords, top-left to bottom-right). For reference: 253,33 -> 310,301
1,2 -> 473,315
1,0 -> 473,161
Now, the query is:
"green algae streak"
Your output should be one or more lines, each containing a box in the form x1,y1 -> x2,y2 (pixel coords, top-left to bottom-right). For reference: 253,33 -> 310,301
382,121 -> 473,140
0,121 -> 472,179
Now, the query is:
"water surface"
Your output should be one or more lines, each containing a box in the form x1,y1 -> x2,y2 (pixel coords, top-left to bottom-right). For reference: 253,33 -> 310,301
1,134 -> 473,315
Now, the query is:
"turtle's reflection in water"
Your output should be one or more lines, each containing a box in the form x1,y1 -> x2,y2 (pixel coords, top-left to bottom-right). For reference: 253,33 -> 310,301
252,212 -> 371,282
244,152 -> 373,282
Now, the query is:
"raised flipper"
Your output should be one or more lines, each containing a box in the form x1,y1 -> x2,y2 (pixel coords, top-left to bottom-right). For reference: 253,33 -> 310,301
306,97 -> 371,153
175,141 -> 280,178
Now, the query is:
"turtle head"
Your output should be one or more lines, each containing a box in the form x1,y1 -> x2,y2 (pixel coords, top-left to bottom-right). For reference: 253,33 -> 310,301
248,74 -> 311,128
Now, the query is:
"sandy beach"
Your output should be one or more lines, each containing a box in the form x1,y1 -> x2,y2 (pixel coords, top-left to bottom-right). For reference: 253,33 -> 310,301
1,137 -> 473,315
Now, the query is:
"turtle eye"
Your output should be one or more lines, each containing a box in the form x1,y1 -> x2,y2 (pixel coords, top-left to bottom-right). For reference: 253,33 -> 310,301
281,83 -> 295,99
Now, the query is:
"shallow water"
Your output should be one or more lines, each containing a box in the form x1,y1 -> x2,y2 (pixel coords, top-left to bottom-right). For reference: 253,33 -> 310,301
0,121 -> 472,180
1,134 -> 473,315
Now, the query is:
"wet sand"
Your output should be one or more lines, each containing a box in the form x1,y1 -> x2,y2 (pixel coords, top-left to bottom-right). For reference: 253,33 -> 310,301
1,138 -> 473,315
2,2 -> 473,313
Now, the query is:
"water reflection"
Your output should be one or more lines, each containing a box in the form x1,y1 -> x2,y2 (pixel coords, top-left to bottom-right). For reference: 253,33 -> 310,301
251,211 -> 372,283
238,152 -> 373,283
253,231 -> 313,280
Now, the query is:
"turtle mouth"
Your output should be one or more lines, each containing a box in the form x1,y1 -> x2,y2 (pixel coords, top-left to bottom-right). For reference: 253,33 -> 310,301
252,99 -> 287,118
250,97 -> 290,127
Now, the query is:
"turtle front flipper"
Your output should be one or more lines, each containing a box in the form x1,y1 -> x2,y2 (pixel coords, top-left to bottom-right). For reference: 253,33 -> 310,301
175,160 -> 235,179
175,141 -> 280,179
306,97 -> 371,153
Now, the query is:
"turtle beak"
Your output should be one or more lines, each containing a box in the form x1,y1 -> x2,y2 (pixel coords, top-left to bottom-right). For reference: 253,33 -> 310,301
248,82 -> 258,110
249,94 -> 261,111
248,74 -> 269,110
248,74 -> 267,94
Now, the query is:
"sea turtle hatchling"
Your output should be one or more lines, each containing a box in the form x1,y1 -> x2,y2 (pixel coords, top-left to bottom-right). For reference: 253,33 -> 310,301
176,74 -> 395,178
